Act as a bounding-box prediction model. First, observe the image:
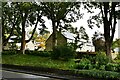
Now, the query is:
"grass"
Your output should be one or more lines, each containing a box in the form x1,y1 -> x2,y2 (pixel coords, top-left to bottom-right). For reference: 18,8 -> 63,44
2,54 -> 120,79
2,54 -> 75,70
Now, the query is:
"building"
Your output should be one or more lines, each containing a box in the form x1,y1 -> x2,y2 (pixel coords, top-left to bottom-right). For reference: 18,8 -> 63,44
45,31 -> 67,51
45,31 -> 95,52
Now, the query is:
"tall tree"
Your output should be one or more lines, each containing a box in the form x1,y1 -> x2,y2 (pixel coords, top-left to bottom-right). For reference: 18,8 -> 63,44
85,2 -> 120,59
2,2 -> 44,54
2,3 -> 20,47
18,2 -> 44,54
40,2 -> 82,49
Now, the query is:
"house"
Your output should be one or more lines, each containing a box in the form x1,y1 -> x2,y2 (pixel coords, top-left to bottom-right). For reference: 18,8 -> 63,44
45,31 -> 77,51
45,31 -> 95,52
45,31 -> 67,51
7,34 -> 35,50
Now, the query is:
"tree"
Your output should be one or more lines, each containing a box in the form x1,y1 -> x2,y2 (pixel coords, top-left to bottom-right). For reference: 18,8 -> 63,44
64,25 -> 89,51
3,2 -> 44,54
2,3 -> 20,47
29,29 -> 50,51
40,2 -> 82,50
85,2 -> 120,59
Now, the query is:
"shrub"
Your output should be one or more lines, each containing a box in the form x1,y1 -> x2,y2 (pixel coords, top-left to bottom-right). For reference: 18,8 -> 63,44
2,50 -> 18,55
51,45 -> 75,61
117,63 -> 120,72
25,50 -> 51,57
95,52 -> 110,65
76,70 -> 120,79
75,58 -> 93,70
82,54 -> 96,64
105,63 -> 118,72
116,52 -> 120,60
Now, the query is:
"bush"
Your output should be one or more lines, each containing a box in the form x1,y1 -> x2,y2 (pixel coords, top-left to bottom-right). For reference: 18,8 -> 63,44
76,70 -> 120,79
95,52 -> 110,65
105,63 -> 118,72
88,52 -> 110,70
75,58 -> 93,70
2,50 -> 19,55
25,50 -> 51,57
51,45 -> 75,61
116,52 -> 120,60
117,63 -> 120,72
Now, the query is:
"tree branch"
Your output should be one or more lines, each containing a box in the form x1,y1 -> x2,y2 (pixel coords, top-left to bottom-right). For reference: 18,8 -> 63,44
110,2 -> 117,43
25,15 -> 39,43
100,3 -> 104,20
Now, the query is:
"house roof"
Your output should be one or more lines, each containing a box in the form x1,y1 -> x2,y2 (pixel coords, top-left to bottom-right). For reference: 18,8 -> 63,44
45,31 -> 77,43
62,31 -> 77,40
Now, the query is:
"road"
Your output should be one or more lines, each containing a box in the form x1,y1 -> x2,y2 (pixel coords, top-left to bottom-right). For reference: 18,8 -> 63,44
2,70 -> 61,80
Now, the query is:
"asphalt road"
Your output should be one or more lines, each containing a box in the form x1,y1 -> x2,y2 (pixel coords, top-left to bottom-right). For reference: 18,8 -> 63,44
2,70 -> 61,80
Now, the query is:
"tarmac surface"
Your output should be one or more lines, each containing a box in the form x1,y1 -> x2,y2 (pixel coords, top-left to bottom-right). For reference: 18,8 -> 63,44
2,70 -> 61,80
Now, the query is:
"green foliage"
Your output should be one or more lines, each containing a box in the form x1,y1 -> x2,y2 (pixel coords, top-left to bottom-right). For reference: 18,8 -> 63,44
76,70 -> 120,79
105,63 -> 118,72
25,50 -> 51,57
75,52 -> 111,71
2,50 -> 51,57
51,45 -> 75,61
95,52 -> 110,65
117,63 -> 120,72
2,50 -> 19,55
116,52 -> 120,60
112,39 -> 120,49
75,58 -> 93,70
2,54 -> 120,79
2,54 -> 75,70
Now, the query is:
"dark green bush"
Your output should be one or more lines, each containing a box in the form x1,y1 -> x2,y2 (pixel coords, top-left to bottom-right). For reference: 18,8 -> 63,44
116,52 -> 120,60
117,63 -> 120,72
2,50 -> 18,55
95,52 -> 110,65
91,52 -> 110,70
25,50 -> 51,57
75,58 -> 93,70
105,63 -> 118,72
2,50 -> 51,57
76,70 -> 120,79
51,45 -> 75,61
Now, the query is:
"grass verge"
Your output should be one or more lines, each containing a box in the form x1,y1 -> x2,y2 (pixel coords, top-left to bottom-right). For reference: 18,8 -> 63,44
2,54 -> 120,79
2,54 -> 75,70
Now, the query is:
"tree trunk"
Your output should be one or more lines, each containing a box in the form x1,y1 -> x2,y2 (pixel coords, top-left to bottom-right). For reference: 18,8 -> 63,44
21,30 -> 26,54
52,20 -> 57,50
20,13 -> 27,54
103,2 -> 112,60
105,41 -> 112,60
0,21 -> 2,53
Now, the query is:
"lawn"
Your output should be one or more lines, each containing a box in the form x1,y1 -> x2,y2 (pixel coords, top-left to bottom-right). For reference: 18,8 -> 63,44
2,54 -> 120,79
2,54 -> 75,70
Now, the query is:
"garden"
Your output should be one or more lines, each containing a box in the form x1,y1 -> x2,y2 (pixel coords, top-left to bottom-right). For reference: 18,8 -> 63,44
2,45 -> 120,79
1,2 -> 120,80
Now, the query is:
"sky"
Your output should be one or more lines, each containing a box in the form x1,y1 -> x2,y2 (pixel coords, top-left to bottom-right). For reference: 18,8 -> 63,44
26,4 -> 119,43
36,6 -> 119,42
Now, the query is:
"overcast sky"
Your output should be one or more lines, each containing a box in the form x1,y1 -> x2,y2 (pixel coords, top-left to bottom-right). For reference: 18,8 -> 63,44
37,7 -> 119,41
26,4 -> 119,42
